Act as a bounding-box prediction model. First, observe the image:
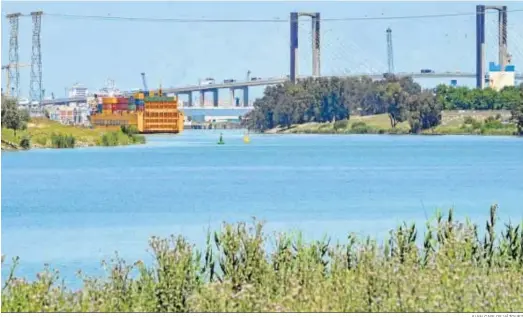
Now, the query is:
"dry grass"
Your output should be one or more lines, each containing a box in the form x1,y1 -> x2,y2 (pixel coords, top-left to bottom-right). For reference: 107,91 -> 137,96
268,111 -> 517,136
2,205 -> 523,312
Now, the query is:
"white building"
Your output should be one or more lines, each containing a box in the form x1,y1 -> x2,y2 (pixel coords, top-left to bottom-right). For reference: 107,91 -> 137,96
68,83 -> 88,98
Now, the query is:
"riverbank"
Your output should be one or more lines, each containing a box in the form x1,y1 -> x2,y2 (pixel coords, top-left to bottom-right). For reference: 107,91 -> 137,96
1,118 -> 145,150
2,205 -> 522,312
265,111 -> 518,136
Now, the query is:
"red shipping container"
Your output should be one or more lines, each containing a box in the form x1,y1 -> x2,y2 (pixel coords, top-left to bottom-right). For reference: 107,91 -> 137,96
112,103 -> 128,111
116,97 -> 128,104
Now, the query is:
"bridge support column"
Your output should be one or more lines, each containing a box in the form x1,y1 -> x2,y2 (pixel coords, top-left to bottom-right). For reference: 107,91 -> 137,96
200,90 -> 205,107
243,87 -> 249,107
312,12 -> 321,77
476,5 -> 486,89
187,92 -> 193,107
498,6 -> 508,69
229,88 -> 235,107
212,89 -> 219,107
290,12 -> 299,84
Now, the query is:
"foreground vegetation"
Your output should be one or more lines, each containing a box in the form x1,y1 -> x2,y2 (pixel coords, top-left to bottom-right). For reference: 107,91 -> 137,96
2,205 -> 523,312
1,97 -> 145,150
245,76 -> 523,136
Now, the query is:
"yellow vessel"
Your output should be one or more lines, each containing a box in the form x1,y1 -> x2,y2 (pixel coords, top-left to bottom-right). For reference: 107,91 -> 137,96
90,88 -> 184,134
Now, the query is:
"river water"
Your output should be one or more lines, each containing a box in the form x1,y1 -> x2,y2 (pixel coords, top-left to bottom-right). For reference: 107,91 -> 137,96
2,130 -> 522,285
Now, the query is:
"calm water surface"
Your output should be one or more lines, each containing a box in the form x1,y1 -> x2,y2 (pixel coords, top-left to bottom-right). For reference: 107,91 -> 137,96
2,131 -> 523,285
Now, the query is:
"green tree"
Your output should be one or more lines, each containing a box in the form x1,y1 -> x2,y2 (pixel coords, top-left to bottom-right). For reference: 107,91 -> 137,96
383,82 -> 408,128
512,103 -> 523,135
407,90 -> 442,133
1,97 -> 30,136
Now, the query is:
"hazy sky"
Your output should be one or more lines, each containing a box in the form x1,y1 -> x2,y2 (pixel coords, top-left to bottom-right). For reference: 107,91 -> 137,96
2,1 -> 523,101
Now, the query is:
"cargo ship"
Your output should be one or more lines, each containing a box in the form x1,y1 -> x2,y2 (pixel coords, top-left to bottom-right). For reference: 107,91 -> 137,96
90,87 -> 184,134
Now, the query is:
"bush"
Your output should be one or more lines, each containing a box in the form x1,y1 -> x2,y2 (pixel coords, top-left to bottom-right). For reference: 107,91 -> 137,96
333,119 -> 349,131
100,132 -> 125,147
120,125 -> 139,136
463,116 -> 476,125
349,121 -> 373,134
51,134 -> 75,149
131,134 -> 146,144
483,116 -> 504,130
19,136 -> 31,149
100,131 -> 144,147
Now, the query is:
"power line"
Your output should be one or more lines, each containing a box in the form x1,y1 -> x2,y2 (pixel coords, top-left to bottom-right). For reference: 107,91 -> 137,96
21,8 -> 523,23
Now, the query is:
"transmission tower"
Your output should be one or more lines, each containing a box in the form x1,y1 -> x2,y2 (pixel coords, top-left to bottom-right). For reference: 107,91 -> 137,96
386,27 -> 394,74
7,13 -> 21,99
30,11 -> 43,106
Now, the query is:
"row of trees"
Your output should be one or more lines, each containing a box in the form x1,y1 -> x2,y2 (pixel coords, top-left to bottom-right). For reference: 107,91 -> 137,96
435,84 -> 523,111
245,76 -> 523,134
245,76 -> 442,132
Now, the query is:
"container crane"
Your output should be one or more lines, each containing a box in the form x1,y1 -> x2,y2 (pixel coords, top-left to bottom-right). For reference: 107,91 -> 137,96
2,63 -> 30,97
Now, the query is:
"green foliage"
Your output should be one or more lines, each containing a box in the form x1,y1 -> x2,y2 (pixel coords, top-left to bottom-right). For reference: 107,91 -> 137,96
1,97 -> 30,136
407,90 -> 442,133
512,102 -> 523,135
435,84 -> 522,111
51,134 -> 76,149
457,115 -> 514,135
100,132 -> 125,146
3,206 -> 523,312
350,121 -> 374,134
246,76 -> 431,132
99,130 -> 145,147
120,125 -> 139,136
19,136 -> 31,149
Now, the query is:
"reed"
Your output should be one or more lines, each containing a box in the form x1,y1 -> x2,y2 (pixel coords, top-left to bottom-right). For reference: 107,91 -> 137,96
2,205 -> 523,312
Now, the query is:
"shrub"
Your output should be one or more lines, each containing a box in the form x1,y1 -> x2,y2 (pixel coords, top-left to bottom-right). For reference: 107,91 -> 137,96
333,119 -> 349,131
463,116 -> 476,125
350,121 -> 373,134
19,136 -> 31,149
50,133 -> 75,149
120,125 -> 139,136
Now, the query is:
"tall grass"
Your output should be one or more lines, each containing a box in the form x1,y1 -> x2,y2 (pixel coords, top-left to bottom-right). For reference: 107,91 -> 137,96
50,133 -> 76,149
2,205 -> 523,312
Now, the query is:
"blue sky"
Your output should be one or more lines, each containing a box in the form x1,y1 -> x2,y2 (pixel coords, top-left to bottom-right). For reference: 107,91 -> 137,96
2,1 -> 523,101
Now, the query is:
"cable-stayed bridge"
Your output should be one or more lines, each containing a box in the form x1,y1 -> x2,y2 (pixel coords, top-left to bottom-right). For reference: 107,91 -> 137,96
4,3 -> 523,108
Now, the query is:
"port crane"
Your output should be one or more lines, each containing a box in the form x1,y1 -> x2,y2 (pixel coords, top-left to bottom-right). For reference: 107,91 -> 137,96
2,63 -> 30,97
141,72 -> 148,92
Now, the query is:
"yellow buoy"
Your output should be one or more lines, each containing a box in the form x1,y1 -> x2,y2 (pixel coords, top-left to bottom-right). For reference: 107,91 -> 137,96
243,133 -> 250,144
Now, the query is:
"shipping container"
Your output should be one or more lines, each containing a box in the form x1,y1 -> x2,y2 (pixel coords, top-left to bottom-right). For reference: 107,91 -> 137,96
128,96 -> 135,104
134,93 -> 145,99
116,97 -> 128,104
144,91 -> 150,97
112,103 -> 129,111
102,97 -> 118,104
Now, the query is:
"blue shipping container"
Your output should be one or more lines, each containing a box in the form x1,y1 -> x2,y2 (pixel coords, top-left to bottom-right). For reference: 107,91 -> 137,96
505,65 -> 515,72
